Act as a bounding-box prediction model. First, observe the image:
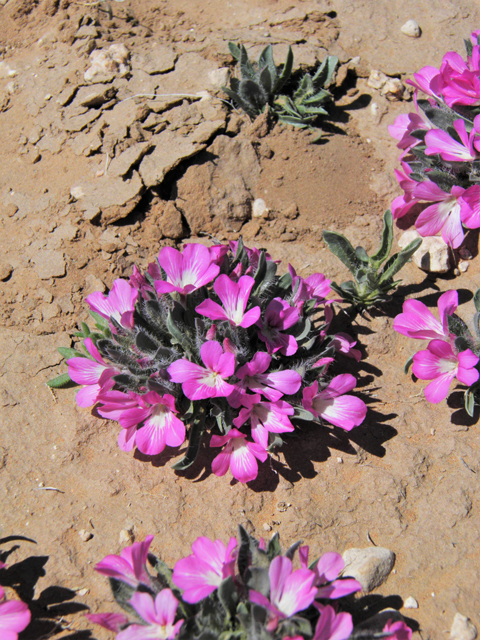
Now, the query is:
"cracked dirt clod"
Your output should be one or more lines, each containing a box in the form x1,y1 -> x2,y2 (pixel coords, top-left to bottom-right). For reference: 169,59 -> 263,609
31,250 -> 66,279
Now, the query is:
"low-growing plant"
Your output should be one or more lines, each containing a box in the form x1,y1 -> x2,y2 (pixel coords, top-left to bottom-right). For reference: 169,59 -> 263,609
389,29 -> 480,250
323,210 -> 422,311
395,288 -> 480,415
222,42 -> 338,138
48,239 -> 367,483
87,528 -> 412,640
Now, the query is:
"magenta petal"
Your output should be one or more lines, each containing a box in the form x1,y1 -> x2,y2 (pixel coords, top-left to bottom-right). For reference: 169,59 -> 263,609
195,299 -> 228,322
76,384 -> 101,408
230,444 -> 259,483
86,612 -> 129,632
313,606 -> 353,640
240,306 -> 261,328
316,578 -> 361,599
423,372 -> 456,403
316,552 -> 344,582
211,450 -> 231,477
200,341 -> 224,370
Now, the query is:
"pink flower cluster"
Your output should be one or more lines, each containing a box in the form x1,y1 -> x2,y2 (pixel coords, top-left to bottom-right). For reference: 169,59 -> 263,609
88,533 -> 412,640
394,290 -> 479,403
389,31 -> 480,249
0,584 -> 30,640
65,241 -> 367,483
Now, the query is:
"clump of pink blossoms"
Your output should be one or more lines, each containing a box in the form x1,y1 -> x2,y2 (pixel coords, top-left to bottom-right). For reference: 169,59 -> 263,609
87,528 -> 412,640
394,289 -> 480,412
50,239 -> 367,483
389,31 -> 480,250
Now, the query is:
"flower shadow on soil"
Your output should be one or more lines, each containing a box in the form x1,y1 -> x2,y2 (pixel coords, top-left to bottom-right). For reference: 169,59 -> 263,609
0,536 -> 90,640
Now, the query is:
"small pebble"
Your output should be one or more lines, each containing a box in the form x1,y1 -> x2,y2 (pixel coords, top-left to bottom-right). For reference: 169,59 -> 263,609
450,613 -> 478,640
78,529 -> 93,542
119,528 -> 135,545
262,523 -> 272,532
404,596 -> 418,609
458,260 -> 469,273
252,198 -> 269,218
77,588 -> 89,596
337,457 -> 343,463
430,428 -> 435,436
401,20 -> 421,38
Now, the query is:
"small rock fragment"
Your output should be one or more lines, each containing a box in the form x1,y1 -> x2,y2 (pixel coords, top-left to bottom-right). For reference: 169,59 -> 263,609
404,596 -> 418,609
84,44 -> 130,82
382,78 -> 406,101
450,613 -> 478,640
78,529 -> 93,542
119,528 -> 135,545
283,203 -> 299,219
32,250 -> 66,279
458,260 -> 469,273
398,230 -> 451,273
401,20 -> 421,38
262,523 -> 272,532
252,198 -> 268,218
367,69 -> 389,91
84,274 -> 106,294
0,264 -> 13,280
208,67 -> 230,90
76,588 -> 89,596
342,547 -> 395,593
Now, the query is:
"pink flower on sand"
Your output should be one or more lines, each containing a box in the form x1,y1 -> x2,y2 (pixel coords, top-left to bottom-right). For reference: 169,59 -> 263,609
99,390 -> 185,456
67,337 -> 118,408
233,394 -> 295,449
288,265 -> 331,308
411,181 -> 470,248
425,120 -> 478,162
117,590 -> 184,640
382,619 -> 412,640
95,535 -> 154,588
168,341 -> 235,400
257,298 -> 300,356
412,340 -> 479,403
86,279 -> 138,329
0,586 -> 31,640
298,547 -> 361,599
172,536 -> 237,603
302,375 -> 367,431
195,275 -> 261,328
393,290 -> 458,341
154,244 -> 220,296
86,612 -> 129,633
249,556 -> 317,631
312,605 -> 353,640
406,65 -> 443,98
228,351 -> 302,407
388,96 -> 432,151
210,428 -> 268,483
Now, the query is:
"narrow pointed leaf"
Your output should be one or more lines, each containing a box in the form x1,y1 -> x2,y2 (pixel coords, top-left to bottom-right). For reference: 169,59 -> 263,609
370,210 -> 394,266
323,230 -> 360,274
47,373 -> 76,388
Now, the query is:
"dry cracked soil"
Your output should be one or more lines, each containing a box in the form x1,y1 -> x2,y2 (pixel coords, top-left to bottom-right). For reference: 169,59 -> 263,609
1,0 -> 480,638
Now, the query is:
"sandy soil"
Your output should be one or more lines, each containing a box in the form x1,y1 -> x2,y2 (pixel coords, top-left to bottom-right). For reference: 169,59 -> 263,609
1,0 -> 480,638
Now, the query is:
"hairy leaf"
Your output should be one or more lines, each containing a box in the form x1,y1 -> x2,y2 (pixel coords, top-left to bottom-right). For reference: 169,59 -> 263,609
46,373 -> 76,389
323,230 -> 360,275
370,210 -> 394,266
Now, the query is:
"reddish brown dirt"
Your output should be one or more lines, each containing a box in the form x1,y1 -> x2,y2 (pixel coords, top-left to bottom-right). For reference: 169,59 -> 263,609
1,1 -> 480,639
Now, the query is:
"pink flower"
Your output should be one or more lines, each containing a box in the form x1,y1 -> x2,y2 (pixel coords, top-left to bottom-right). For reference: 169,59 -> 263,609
298,548 -> 361,599
393,290 -> 458,341
86,279 -> 138,330
117,590 -> 184,640
210,428 -> 268,483
412,182 -> 468,248
302,375 -> 367,431
228,351 -> 302,407
249,556 -> 317,631
67,337 -> 118,408
312,604 -> 353,640
195,275 -> 261,328
425,120 -> 478,162
233,394 -> 295,449
440,49 -> 480,107
172,536 -> 237,603
460,184 -> 480,229
95,535 -> 154,588
154,243 -> 220,296
257,298 -> 300,356
406,65 -> 443,97
412,340 -> 479,403
388,95 -> 432,151
86,612 -> 129,632
330,333 -> 361,362
168,341 -> 235,400
382,619 -> 412,640
288,265 -> 331,307
0,586 -> 31,640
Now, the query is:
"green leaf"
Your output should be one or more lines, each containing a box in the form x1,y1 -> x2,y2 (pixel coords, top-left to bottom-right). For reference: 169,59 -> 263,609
426,170 -> 458,192
404,354 -> 414,374
474,289 -> 480,313
258,65 -> 273,96
312,55 -> 338,90
447,313 -> 470,338
228,42 -> 242,60
370,210 -> 394,266
293,406 -> 315,421
355,246 -> 370,264
89,310 -> 110,331
171,414 -> 205,470
149,556 -> 174,589
109,578 -> 136,616
222,86 -> 259,118
258,44 -> 277,87
239,44 -> 256,80
46,373 -> 76,388
465,387 -> 475,417
272,45 -> 293,95
266,532 -> 281,558
57,347 -> 84,360
323,230 -> 360,275
378,238 -> 422,284
218,576 -> 238,617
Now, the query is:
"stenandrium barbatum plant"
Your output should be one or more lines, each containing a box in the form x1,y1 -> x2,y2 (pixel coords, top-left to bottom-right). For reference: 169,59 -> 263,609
323,210 -> 422,311
87,527 -> 413,640
222,42 -> 338,138
394,288 -> 480,416
389,30 -> 480,250
48,239 -> 367,483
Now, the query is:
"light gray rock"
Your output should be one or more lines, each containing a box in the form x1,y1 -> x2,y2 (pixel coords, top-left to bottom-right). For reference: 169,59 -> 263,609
404,596 -> 418,609
398,230 -> 450,273
32,250 -> 66,279
208,67 -> 230,90
401,20 -> 421,38
342,547 -> 395,592
252,198 -> 268,218
450,613 -> 478,640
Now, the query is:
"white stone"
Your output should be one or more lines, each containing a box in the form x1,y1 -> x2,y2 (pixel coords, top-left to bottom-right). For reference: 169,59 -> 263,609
342,547 -> 395,593
450,613 -> 478,640
208,67 -> 231,90
458,260 -> 469,273
119,528 -> 135,545
404,596 -> 418,609
252,198 -> 268,218
367,69 -> 388,90
78,529 -> 93,542
401,20 -> 421,38
398,230 -> 451,273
